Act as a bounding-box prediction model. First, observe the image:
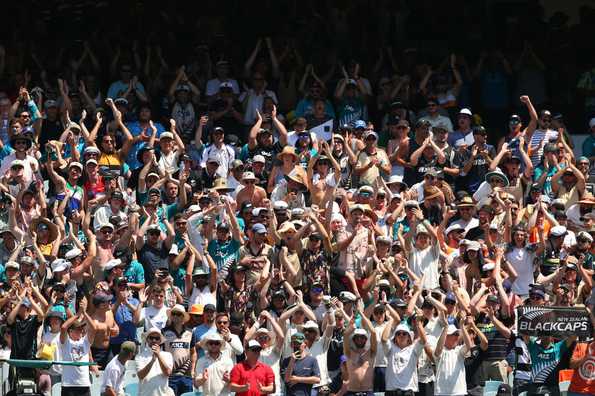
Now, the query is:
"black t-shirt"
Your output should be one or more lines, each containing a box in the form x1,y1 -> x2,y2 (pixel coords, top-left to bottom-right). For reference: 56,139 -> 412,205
39,118 -> 63,148
138,243 -> 169,284
10,315 -> 41,359
208,98 -> 244,137
458,143 -> 496,192
465,225 -> 486,242
243,142 -> 282,173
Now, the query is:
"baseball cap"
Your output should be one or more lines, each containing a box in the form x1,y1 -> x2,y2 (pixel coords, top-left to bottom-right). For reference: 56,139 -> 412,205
253,155 -> 266,163
251,223 -> 267,234
354,120 -> 366,129
459,108 -> 472,117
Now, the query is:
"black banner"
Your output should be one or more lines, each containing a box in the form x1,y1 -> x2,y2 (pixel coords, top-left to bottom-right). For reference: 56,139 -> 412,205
517,306 -> 593,340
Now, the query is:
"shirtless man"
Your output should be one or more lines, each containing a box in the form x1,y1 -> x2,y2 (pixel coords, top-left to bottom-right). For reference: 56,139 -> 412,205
235,171 -> 267,207
343,301 -> 377,395
94,222 -> 115,280
307,141 -> 341,207
90,291 -> 119,369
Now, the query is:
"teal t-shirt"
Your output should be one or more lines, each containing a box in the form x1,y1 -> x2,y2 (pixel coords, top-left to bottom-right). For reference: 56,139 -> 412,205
207,238 -> 241,274
528,339 -> 567,383
124,260 -> 145,285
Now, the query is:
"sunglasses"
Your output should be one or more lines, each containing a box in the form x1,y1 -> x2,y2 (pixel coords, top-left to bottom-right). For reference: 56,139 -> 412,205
14,140 -> 28,146
171,312 -> 184,317
207,341 -> 221,346
101,229 -> 113,234
147,336 -> 161,342
244,180 -> 255,185
396,331 -> 409,337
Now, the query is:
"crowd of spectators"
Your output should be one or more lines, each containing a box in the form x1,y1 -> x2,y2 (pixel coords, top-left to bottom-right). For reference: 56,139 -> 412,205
0,1 -> 594,396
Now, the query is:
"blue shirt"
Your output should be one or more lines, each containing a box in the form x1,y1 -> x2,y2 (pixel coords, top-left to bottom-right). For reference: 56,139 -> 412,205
125,121 -> 166,169
190,324 -> 216,359
110,296 -> 140,344
107,81 -> 146,100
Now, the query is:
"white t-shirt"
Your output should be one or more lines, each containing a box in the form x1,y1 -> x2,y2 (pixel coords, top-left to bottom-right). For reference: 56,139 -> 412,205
307,336 -> 332,387
286,131 -> 318,147
384,340 -> 424,391
140,305 -> 169,331
189,285 -> 216,307
101,355 -> 126,395
409,243 -> 440,290
373,322 -> 390,367
60,336 -> 91,387
259,347 -> 282,396
135,347 -> 174,396
434,345 -> 468,396
41,330 -> 62,375
506,247 -> 535,296
158,150 -> 181,175
196,352 -> 234,396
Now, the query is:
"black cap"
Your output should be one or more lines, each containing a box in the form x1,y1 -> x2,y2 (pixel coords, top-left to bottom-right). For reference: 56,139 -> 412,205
415,119 -> 431,129
473,125 -> 487,135
230,312 -> 244,325
387,115 -> 401,126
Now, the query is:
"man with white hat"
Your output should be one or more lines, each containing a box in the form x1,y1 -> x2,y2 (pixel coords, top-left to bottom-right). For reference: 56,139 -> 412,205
244,311 -> 286,396
381,316 -> 430,395
434,316 -> 473,396
136,327 -> 174,396
302,316 -> 335,395
236,171 -> 267,208
162,304 -> 193,395
343,302 -> 378,394
194,332 -> 234,396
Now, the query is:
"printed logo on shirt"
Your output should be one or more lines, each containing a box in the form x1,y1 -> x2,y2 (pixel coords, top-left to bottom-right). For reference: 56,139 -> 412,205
579,357 -> 595,381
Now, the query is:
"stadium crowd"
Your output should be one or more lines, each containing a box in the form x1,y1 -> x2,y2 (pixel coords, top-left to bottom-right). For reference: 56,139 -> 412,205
0,1 -> 594,396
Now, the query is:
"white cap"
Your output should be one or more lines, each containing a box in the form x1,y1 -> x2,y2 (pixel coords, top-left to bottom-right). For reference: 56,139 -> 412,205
340,291 -> 357,302
252,207 -> 267,217
247,339 -> 263,349
353,328 -> 368,338
204,332 -> 224,342
64,248 -> 83,260
51,258 -> 70,273
459,108 -> 472,116
104,258 -> 122,271
445,223 -> 464,235
160,132 -> 174,140
378,279 -> 390,287
242,171 -> 257,181
577,231 -> 594,242
590,117 -> 595,129
68,162 -> 83,171
94,222 -> 115,232
303,320 -> 319,331
550,225 -> 567,237
253,155 -> 266,163
466,241 -> 481,251
273,201 -> 288,211
394,323 -> 414,339
447,325 -> 460,335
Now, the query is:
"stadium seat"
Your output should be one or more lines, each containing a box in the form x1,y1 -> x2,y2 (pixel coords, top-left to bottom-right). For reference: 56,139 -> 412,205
90,371 -> 104,396
559,380 -> 571,395
51,382 -> 61,396
483,380 -> 503,396
125,382 -> 139,396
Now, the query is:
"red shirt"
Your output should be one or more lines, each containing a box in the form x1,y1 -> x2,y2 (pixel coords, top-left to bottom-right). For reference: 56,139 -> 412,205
230,360 -> 275,396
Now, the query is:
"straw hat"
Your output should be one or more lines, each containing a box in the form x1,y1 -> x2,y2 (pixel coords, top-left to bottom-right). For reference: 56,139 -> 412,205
277,146 -> 299,162
167,304 -> 190,323
30,217 -> 59,244
285,169 -> 306,189
212,178 -> 234,193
